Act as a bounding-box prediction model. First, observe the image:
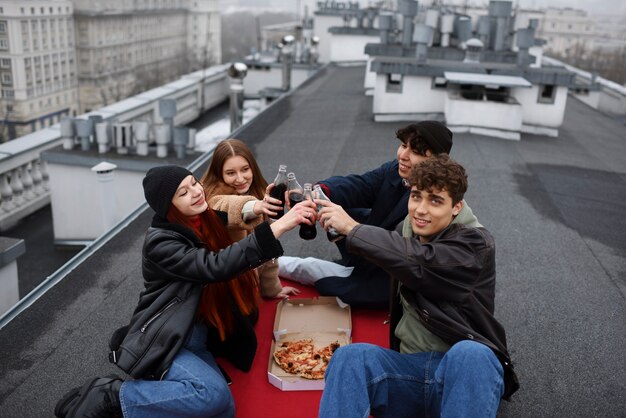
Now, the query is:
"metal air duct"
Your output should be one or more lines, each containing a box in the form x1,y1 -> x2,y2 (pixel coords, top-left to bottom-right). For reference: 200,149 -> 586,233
399,0 -> 418,48
228,62 -> 248,132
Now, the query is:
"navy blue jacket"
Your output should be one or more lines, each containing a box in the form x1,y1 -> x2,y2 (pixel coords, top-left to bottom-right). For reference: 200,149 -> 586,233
315,160 -> 409,308
319,160 -> 409,268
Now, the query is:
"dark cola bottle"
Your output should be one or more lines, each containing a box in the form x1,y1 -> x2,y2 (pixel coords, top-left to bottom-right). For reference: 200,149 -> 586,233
313,184 -> 345,242
268,165 -> 288,219
299,183 -> 317,240
287,172 -> 304,208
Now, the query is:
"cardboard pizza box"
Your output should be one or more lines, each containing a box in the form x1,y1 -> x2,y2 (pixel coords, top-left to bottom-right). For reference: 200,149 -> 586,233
267,296 -> 352,391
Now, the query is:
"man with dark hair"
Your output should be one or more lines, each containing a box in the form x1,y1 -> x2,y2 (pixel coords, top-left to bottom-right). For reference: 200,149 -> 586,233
280,121 -> 481,309
316,154 -> 518,417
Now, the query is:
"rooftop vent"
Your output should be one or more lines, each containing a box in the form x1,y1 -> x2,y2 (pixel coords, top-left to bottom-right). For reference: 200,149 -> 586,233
414,24 -> 433,63
399,0 -> 418,48
379,12 -> 394,45
463,38 -> 484,64
488,0 -> 513,51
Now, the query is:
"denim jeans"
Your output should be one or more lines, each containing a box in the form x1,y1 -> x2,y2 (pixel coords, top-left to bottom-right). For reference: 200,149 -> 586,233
319,341 -> 504,418
119,323 -> 235,418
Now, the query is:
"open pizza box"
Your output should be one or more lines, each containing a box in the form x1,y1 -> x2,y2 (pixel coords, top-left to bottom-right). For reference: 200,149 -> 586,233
267,296 -> 352,391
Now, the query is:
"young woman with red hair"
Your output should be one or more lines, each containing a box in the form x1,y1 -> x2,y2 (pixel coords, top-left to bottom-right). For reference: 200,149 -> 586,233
55,165 -> 316,418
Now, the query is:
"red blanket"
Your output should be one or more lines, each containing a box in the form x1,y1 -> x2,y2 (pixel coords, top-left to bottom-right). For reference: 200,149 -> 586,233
219,281 -> 389,417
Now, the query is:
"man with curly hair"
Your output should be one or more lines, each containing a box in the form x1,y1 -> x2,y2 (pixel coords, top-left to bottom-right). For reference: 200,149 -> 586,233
279,121 -> 482,309
316,154 -> 518,417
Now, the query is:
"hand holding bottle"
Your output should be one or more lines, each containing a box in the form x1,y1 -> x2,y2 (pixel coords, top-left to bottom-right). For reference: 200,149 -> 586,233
315,199 -> 359,236
254,183 -> 286,217
270,199 -> 317,239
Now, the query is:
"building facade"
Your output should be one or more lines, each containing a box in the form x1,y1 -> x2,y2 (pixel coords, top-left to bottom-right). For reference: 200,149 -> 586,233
0,0 -> 78,141
536,8 -> 596,58
72,0 -> 220,113
0,0 -> 220,140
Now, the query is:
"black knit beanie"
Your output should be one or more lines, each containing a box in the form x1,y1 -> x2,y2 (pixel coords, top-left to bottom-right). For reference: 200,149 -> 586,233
416,121 -> 453,154
143,165 -> 193,218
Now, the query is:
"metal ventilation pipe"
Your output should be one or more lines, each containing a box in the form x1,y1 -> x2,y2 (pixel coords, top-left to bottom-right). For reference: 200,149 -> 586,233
456,16 -> 472,47
489,1 -> 512,52
281,35 -> 295,91
366,7 -> 376,28
310,36 -> 320,64
425,8 -> 440,46
74,119 -> 92,151
159,99 -> 177,149
477,16 -> 491,46
228,62 -> 248,132
91,161 -> 118,232
414,24 -> 433,63
60,117 -> 75,150
399,0 -> 418,48
379,12 -> 394,45
516,27 -> 534,67
440,14 -> 455,47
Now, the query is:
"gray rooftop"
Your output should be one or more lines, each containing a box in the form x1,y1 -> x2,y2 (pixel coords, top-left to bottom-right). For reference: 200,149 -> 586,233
1,64 -> 625,417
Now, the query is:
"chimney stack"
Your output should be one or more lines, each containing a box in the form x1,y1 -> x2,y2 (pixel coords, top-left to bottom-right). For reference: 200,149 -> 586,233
228,62 -> 248,132
489,1 -> 512,52
414,24 -> 433,63
399,0 -> 418,48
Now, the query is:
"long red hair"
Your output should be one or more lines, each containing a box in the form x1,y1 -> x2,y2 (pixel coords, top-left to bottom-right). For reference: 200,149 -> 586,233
166,204 -> 259,341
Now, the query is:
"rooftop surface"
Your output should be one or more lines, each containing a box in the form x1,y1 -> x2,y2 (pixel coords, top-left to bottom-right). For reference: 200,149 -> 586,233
1,64 -> 625,417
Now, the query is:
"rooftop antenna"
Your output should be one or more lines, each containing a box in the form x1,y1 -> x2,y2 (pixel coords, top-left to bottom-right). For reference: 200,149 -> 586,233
256,16 -> 262,54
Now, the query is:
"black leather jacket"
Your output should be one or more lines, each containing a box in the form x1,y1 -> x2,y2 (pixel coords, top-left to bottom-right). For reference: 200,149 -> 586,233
109,213 -> 283,379
346,223 -> 519,400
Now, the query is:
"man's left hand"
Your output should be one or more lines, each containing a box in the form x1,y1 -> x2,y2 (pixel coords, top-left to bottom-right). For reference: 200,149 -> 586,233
315,199 -> 359,235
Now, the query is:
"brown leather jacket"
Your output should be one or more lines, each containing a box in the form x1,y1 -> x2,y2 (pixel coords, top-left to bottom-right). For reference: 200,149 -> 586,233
345,222 -> 519,400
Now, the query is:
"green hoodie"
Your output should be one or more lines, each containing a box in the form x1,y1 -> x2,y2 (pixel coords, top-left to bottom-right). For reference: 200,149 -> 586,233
397,199 -> 482,354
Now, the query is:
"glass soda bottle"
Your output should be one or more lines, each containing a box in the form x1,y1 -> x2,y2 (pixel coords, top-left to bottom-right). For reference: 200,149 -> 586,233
268,165 -> 288,219
313,184 -> 345,242
287,172 -> 304,208
299,183 -> 317,240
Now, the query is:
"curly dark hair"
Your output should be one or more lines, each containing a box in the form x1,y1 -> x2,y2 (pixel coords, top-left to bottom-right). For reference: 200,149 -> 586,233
396,124 -> 432,156
409,154 -> 468,205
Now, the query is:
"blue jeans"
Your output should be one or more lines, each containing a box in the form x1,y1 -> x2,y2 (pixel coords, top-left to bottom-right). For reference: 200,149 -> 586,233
319,341 -> 504,418
119,323 -> 235,418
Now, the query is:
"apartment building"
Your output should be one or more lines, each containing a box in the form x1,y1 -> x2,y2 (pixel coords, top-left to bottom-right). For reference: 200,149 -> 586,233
72,0 -> 220,113
536,8 -> 596,57
0,0 -> 78,141
0,0 -> 220,140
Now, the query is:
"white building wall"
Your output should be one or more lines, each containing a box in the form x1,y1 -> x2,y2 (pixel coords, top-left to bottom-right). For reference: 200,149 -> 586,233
313,15 -> 343,63
48,163 -> 145,242
242,67 -> 311,96
373,74 -> 445,115
444,95 -> 523,134
512,85 -> 568,128
329,34 -> 377,62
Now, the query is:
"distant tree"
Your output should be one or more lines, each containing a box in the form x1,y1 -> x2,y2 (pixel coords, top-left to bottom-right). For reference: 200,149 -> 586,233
551,44 -> 626,85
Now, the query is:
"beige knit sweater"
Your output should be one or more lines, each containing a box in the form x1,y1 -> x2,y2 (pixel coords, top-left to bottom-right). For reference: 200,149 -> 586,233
205,181 -> 283,298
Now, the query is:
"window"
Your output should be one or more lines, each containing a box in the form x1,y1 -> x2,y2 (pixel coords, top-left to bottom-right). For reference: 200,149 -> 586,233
0,58 -> 10,68
0,21 -> 7,34
1,73 -> 13,85
431,76 -> 447,90
538,85 -> 556,104
0,39 -> 8,50
386,73 -> 403,93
